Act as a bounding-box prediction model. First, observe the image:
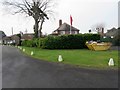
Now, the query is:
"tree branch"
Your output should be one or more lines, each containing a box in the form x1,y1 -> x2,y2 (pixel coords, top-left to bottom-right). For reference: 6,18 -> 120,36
2,0 -> 56,38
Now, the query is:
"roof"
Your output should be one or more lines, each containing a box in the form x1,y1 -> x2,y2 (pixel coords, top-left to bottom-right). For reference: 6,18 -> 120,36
11,35 -> 20,40
106,28 -> 118,37
56,23 -> 79,31
21,33 -> 34,40
2,36 -> 11,40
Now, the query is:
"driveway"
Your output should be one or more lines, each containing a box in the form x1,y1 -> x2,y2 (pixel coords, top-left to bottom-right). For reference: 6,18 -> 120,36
2,46 -> 118,88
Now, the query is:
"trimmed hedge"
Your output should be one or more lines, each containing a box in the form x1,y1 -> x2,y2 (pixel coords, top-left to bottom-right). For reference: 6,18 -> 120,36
21,34 -> 100,49
42,35 -> 84,49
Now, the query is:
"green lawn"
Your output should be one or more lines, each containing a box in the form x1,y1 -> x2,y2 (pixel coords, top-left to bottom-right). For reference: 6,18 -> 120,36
19,46 -> 118,69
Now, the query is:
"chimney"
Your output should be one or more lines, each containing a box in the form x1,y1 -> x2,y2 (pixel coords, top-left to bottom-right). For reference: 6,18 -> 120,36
102,28 -> 104,34
100,28 -> 104,37
59,19 -> 62,27
102,28 -> 104,35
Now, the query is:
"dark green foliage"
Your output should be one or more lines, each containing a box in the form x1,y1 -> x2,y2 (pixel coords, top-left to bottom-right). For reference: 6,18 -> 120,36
100,36 -> 120,46
100,37 -> 113,42
21,40 -> 33,47
16,34 -> 21,38
21,34 -> 100,49
21,38 -> 44,48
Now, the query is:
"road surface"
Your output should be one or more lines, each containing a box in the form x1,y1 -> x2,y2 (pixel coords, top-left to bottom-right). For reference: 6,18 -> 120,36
2,46 -> 118,88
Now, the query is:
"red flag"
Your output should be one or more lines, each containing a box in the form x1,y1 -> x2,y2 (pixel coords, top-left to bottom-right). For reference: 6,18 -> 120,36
70,15 -> 73,26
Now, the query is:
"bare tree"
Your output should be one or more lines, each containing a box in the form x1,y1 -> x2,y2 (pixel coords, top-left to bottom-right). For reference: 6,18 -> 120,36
91,23 -> 105,33
2,0 -> 56,38
91,23 -> 105,37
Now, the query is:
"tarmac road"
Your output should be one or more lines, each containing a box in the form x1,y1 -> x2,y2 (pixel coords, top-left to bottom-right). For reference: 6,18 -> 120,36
2,46 -> 118,88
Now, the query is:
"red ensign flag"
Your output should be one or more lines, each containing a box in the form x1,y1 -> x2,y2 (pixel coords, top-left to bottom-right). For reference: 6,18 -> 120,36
70,15 -> 73,26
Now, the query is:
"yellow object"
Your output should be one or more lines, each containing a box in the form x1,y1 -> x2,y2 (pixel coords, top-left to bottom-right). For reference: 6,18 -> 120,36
86,41 -> 112,51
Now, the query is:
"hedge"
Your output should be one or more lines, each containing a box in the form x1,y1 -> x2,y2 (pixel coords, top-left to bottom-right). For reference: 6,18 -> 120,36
21,34 -> 100,49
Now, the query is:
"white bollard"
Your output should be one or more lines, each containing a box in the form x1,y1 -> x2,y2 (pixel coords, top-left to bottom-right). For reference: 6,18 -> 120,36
18,46 -> 21,49
20,47 -> 22,50
58,55 -> 63,62
31,51 -> 34,56
23,49 -> 25,52
108,58 -> 114,66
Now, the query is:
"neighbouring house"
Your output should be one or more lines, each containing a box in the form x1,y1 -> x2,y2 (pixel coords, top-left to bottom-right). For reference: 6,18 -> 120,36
3,33 -> 34,45
105,27 -> 118,38
21,33 -> 34,41
3,34 -> 20,45
2,33 -> 34,45
51,20 -> 80,36
101,27 -> 119,46
11,35 -> 20,45
0,31 -> 6,44
3,36 -> 12,45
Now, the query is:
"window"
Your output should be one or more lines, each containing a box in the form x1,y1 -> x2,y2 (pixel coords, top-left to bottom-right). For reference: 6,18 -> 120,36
60,31 -> 65,35
75,31 -> 78,34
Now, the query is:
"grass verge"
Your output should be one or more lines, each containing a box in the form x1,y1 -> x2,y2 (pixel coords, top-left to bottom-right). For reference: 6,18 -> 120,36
18,46 -> 118,69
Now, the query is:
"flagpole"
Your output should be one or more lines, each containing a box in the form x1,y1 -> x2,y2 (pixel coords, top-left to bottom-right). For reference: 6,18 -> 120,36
70,15 -> 73,35
70,24 -> 72,34
12,27 -> 13,35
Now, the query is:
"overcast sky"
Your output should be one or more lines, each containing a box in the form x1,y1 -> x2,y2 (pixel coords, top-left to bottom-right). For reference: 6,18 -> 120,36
0,0 -> 119,36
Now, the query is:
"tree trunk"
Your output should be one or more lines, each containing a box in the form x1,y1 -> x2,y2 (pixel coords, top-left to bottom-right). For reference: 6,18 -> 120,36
34,19 -> 39,38
39,18 -> 44,38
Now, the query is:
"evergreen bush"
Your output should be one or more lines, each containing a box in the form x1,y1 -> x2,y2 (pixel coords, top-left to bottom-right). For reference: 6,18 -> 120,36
21,34 -> 100,49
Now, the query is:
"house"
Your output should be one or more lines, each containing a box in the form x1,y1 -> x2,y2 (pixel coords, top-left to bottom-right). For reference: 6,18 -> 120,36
21,33 -> 34,41
3,35 -> 20,45
3,33 -> 34,45
51,20 -> 80,36
105,27 -> 118,38
2,36 -> 12,45
11,35 -> 20,45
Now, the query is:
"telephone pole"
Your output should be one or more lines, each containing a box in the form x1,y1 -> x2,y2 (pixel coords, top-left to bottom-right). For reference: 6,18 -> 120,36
12,27 -> 13,35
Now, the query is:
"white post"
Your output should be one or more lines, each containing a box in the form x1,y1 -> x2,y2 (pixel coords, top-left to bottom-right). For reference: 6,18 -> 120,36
31,51 -> 34,56
23,49 -> 25,52
58,55 -> 63,62
108,58 -> 114,66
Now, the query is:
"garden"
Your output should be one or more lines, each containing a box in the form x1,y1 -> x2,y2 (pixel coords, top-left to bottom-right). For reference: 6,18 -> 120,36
20,46 -> 118,69
17,34 -> 118,69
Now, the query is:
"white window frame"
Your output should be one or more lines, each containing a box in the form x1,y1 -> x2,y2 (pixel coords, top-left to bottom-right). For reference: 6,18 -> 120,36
75,31 -> 78,34
60,31 -> 65,35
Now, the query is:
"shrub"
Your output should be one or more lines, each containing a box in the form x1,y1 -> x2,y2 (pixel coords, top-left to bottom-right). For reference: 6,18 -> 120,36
41,34 -> 100,49
22,40 -> 33,47
21,34 -> 100,49
41,36 -> 56,49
